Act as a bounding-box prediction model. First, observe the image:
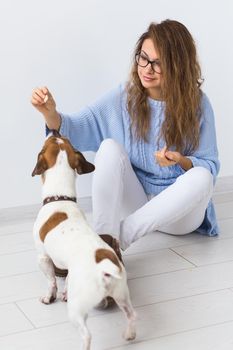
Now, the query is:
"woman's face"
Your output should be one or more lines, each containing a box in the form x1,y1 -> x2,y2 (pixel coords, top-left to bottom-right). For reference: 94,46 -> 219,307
137,38 -> 163,100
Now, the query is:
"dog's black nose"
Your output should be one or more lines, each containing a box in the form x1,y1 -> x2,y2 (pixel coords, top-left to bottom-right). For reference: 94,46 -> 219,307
51,129 -> 61,137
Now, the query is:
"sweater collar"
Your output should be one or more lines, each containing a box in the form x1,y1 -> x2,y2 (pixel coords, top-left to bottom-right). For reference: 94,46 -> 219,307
148,96 -> 165,108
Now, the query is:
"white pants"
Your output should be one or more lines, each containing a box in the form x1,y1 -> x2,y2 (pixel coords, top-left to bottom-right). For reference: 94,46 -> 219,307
92,139 -> 214,250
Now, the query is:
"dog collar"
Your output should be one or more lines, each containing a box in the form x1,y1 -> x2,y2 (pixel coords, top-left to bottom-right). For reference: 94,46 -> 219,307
43,196 -> 77,206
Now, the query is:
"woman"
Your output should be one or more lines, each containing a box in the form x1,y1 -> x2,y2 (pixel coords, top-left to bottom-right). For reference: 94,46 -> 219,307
31,19 -> 220,255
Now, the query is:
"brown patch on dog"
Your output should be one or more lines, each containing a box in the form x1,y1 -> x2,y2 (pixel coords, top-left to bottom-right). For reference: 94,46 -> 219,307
32,136 -> 95,176
31,137 -> 60,176
95,249 -> 122,271
39,212 -> 68,242
60,140 -> 95,174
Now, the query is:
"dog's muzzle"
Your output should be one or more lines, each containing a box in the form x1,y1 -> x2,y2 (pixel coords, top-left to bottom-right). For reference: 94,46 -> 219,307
51,129 -> 61,137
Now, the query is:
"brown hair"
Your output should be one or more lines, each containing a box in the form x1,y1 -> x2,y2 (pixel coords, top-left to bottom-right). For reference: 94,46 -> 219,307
126,19 -> 203,154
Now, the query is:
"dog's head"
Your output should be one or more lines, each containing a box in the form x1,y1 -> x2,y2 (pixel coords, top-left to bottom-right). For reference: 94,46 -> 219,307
32,133 -> 95,177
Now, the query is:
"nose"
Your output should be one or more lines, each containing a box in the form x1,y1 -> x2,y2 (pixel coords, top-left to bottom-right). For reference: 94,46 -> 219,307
145,63 -> 154,74
52,129 -> 61,137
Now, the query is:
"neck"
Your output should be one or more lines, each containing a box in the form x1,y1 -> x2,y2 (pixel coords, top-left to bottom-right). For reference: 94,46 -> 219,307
43,195 -> 77,206
42,164 -> 76,200
147,87 -> 163,100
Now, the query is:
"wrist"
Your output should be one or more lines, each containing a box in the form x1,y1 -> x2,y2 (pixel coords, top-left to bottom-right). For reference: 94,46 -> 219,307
44,111 -> 61,131
178,155 -> 193,171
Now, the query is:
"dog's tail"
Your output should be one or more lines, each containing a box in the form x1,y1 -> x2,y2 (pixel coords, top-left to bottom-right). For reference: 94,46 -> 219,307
95,248 -> 122,280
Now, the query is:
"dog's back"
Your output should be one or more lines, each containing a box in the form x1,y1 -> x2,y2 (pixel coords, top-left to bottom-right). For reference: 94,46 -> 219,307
32,134 -> 136,349
34,200 -> 118,263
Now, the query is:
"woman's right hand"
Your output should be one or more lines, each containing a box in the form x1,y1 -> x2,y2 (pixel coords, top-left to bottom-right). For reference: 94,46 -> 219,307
31,86 -> 61,130
31,87 -> 56,116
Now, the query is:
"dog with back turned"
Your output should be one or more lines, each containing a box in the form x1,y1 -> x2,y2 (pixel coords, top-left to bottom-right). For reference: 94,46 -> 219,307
32,132 -> 136,350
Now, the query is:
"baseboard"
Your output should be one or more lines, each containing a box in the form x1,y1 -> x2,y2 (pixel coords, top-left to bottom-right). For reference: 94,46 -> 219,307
215,175 -> 233,193
1,175 -> 233,225
0,197 -> 92,226
213,175 -> 233,203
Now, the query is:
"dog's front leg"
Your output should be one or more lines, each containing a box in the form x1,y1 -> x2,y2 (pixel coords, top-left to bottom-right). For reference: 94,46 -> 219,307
61,274 -> 68,302
38,254 -> 57,304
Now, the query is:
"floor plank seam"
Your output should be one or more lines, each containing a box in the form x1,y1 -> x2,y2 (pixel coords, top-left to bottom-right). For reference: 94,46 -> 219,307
15,302 -> 37,329
169,248 -> 197,266
0,249 -> 36,257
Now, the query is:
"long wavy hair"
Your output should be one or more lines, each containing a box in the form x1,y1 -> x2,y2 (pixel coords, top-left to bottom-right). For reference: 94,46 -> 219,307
126,20 -> 203,154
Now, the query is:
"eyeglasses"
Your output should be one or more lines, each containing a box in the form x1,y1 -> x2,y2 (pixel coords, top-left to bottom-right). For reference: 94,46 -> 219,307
135,52 -> 162,74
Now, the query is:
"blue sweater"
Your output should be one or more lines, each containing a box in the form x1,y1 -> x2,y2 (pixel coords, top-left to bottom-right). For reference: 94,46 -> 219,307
57,84 -> 220,236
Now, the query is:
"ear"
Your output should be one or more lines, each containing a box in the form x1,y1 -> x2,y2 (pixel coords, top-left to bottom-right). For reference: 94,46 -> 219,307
75,151 -> 95,174
31,153 -> 48,176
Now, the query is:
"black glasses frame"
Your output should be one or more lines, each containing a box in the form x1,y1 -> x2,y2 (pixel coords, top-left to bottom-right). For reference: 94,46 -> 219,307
135,53 -> 161,74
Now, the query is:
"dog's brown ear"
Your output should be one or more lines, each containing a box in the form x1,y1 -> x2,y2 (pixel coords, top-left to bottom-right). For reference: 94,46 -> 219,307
31,153 -> 48,176
75,151 -> 95,174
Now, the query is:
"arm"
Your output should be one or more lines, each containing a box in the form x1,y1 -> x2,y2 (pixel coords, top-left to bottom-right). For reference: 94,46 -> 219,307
31,85 -> 124,152
185,93 -> 220,181
58,107 -> 103,152
58,85 -> 124,152
155,93 -> 220,179
31,86 -> 105,152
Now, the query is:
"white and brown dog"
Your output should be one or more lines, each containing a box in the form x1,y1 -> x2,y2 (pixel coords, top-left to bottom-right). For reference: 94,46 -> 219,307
32,132 -> 136,350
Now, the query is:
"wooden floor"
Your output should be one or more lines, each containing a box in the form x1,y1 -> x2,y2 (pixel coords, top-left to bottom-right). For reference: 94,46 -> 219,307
1,187 -> 233,350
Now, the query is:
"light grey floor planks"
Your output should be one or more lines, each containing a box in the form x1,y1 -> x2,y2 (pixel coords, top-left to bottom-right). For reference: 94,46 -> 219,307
0,189 -> 233,349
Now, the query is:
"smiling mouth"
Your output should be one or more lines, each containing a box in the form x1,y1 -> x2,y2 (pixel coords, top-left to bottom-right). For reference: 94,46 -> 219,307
143,76 -> 155,81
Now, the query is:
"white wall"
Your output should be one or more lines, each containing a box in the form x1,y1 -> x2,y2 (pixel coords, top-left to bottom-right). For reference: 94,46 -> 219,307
0,0 -> 232,209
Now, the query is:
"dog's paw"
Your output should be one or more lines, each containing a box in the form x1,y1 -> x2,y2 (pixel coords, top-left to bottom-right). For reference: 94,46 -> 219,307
123,328 -> 136,341
39,295 -> 56,304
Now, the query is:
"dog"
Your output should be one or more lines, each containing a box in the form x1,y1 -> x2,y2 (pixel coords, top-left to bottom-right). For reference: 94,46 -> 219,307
32,132 -> 136,350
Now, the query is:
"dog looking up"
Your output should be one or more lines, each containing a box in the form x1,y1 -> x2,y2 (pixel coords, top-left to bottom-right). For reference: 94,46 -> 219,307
32,133 -> 136,350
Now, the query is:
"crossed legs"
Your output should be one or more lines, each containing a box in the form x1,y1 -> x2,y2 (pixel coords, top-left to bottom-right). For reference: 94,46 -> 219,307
92,139 -> 214,250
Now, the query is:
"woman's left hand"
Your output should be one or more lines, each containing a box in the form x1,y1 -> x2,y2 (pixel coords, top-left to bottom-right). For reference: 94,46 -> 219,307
155,146 -> 193,171
155,146 -> 181,167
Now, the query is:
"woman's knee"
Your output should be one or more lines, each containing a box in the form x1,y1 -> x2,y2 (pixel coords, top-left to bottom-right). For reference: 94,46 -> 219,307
185,166 -> 214,194
95,139 -> 127,165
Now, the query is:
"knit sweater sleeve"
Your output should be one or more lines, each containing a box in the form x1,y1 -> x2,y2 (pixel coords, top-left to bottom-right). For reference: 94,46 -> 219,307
186,93 -> 220,183
48,85 -> 124,152
59,106 -> 103,152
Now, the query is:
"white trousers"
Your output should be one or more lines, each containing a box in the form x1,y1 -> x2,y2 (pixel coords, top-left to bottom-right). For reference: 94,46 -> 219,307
92,139 -> 214,250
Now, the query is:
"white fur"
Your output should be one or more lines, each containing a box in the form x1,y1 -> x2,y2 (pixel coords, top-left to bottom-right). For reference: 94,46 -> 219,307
33,146 -> 136,350
56,138 -> 64,144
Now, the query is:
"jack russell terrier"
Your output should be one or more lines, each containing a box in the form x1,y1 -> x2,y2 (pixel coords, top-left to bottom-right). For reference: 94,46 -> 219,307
32,132 -> 136,350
